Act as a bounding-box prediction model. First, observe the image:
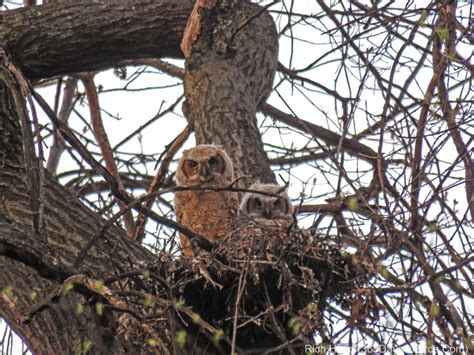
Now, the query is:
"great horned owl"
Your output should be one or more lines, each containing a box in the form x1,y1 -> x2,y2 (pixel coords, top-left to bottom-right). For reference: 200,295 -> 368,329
239,183 -> 294,228
174,145 -> 238,256
213,183 -> 295,261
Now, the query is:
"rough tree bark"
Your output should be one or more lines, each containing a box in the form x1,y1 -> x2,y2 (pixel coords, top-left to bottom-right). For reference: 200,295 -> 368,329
183,0 -> 277,185
0,1 -> 193,79
0,0 -> 278,353
1,59 -> 154,353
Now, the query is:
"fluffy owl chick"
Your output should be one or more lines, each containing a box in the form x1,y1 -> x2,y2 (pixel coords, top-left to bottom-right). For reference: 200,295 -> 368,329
174,145 -> 238,256
239,183 -> 294,228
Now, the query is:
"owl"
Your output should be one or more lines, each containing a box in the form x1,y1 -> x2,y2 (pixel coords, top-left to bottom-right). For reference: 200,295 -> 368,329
238,183 -> 294,228
174,145 -> 238,256
212,183 -> 295,262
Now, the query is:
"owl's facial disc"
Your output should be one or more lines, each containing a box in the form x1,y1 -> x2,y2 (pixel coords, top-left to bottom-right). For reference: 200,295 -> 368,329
183,154 -> 226,184
248,197 -> 272,218
247,196 -> 288,219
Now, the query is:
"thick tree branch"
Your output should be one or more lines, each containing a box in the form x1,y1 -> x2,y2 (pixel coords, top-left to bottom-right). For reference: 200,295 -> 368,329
1,0 -> 194,79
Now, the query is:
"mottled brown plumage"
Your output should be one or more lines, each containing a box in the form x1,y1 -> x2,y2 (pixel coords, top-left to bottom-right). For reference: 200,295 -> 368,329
174,145 -> 238,256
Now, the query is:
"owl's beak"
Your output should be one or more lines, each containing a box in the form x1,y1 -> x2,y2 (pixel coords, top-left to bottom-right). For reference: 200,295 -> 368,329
199,166 -> 213,183
262,206 -> 273,219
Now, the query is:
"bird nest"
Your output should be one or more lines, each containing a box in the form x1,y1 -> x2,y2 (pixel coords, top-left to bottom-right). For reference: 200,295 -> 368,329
118,226 -> 375,353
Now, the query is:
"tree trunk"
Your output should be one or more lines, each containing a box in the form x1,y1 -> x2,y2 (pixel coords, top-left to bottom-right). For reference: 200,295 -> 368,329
1,0 -> 278,353
183,0 -> 278,185
0,59 -> 159,352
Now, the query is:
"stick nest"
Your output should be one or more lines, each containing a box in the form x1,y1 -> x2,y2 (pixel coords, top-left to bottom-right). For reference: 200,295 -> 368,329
114,225 -> 375,353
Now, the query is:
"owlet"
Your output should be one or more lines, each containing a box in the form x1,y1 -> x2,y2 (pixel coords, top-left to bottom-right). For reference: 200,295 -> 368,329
239,183 -> 294,228
174,145 -> 238,256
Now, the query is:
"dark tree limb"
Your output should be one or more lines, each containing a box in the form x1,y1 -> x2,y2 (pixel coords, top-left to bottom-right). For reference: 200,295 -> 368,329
0,0 -> 194,79
0,54 -> 154,353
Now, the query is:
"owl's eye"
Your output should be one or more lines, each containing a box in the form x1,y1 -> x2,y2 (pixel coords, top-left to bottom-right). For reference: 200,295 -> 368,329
254,199 -> 263,209
273,199 -> 280,208
208,155 -> 225,174
209,157 -> 217,165
184,160 -> 199,175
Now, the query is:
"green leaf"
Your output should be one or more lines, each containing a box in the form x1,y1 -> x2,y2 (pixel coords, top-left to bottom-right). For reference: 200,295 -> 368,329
213,329 -> 223,344
191,312 -> 201,323
95,279 -> 104,291
346,196 -> 359,211
429,302 -> 440,317
174,297 -> 185,310
83,340 -> 93,354
418,10 -> 428,25
29,291 -> 38,301
76,303 -> 84,316
96,302 -> 104,316
62,282 -> 74,295
148,338 -> 159,348
376,264 -> 390,280
176,330 -> 187,347
287,317 -> 303,335
435,28 -> 449,41
143,294 -> 154,307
